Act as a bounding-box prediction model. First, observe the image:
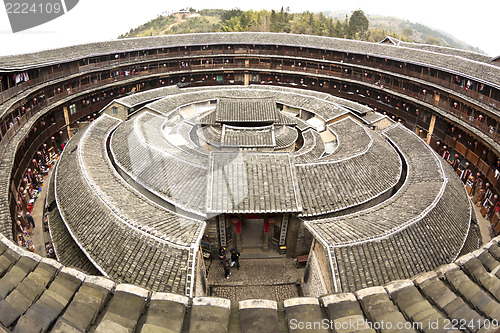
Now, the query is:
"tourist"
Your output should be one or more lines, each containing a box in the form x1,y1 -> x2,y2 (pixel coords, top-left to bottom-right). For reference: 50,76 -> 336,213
476,186 -> 486,207
25,213 -> 35,228
223,258 -> 231,279
218,246 -> 227,264
230,249 -> 240,270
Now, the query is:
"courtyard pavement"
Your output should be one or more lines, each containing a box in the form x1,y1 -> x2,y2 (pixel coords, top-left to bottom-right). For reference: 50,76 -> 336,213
208,257 -> 305,302
27,169 -> 52,258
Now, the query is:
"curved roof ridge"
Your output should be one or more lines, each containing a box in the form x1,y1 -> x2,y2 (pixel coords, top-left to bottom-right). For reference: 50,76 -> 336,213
303,123 -> 453,245
78,114 -> 202,249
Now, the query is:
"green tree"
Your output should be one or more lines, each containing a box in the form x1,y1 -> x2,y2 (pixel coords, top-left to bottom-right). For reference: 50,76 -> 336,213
221,8 -> 242,23
426,36 -> 441,45
402,27 -> 413,38
348,10 -> 369,39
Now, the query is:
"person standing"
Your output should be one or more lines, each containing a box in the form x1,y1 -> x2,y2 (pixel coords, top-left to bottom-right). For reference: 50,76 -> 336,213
223,258 -> 231,279
25,213 -> 35,228
230,249 -> 240,270
218,246 -> 227,264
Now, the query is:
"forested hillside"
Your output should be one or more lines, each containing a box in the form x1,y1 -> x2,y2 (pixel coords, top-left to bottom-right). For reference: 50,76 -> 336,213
119,8 -> 483,54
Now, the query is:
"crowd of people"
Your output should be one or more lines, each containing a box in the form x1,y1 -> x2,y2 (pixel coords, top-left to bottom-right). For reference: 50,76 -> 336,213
449,152 -> 500,235
15,143 -> 57,253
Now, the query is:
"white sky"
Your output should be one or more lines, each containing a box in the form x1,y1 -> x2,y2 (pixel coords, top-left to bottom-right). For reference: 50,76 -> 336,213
0,0 -> 499,57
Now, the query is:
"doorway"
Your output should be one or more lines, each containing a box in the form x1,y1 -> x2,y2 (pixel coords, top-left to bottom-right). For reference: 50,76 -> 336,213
241,218 -> 264,250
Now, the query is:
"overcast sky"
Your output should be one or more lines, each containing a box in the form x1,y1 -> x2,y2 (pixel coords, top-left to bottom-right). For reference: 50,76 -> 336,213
0,0 -> 498,58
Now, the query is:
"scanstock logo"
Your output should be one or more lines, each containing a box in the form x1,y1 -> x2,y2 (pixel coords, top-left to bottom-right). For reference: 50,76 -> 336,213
4,0 -> 79,33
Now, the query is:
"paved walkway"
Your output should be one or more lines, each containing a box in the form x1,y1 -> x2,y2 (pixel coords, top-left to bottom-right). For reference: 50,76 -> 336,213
471,199 -> 493,244
208,257 -> 304,302
27,168 -> 53,258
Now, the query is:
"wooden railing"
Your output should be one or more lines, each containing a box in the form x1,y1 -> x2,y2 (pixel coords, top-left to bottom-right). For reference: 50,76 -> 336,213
2,47 -> 498,107
445,135 -> 498,188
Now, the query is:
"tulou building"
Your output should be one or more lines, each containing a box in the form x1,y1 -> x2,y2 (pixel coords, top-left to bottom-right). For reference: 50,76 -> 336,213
0,33 -> 499,332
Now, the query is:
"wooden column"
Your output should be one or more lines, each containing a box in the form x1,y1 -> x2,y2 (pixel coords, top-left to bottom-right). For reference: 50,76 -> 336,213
285,215 -> 300,257
63,106 -> 72,139
426,115 -> 437,144
244,73 -> 250,86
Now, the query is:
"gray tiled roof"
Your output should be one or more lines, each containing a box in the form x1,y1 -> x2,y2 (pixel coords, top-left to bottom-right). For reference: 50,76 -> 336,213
47,162 -> 96,275
80,115 -> 204,245
332,171 -> 470,292
119,85 -> 180,107
206,152 -> 302,214
293,129 -> 325,164
197,125 -> 222,148
274,125 -> 298,149
221,124 -> 275,148
46,206 -> 101,276
396,40 -> 494,64
323,116 -> 372,161
145,85 -> 349,124
137,112 -> 207,166
361,111 -> 386,125
0,234 -> 498,332
297,126 -> 401,216
215,97 -> 278,123
111,113 -> 208,215
109,86 -> 376,216
305,124 -> 444,243
1,32 -> 498,87
304,124 -> 472,292
275,112 -> 297,126
54,115 -> 196,294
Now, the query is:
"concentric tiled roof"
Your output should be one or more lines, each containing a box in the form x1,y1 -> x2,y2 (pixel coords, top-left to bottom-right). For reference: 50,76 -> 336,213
296,124 -> 401,216
46,85 -> 474,301
304,124 -> 472,292
110,114 -> 208,215
0,32 -> 493,329
54,115 -> 203,294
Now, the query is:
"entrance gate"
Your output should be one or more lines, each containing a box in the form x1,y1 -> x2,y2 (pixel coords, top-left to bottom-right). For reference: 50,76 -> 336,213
241,218 -> 265,249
